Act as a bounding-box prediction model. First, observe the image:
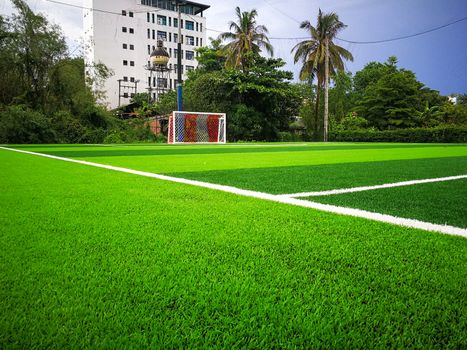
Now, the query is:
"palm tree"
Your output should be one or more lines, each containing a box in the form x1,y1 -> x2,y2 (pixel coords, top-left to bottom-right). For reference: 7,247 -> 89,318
218,7 -> 273,71
292,9 -> 353,141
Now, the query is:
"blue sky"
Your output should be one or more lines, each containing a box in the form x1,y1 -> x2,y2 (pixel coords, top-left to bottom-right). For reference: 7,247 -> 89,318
1,0 -> 466,94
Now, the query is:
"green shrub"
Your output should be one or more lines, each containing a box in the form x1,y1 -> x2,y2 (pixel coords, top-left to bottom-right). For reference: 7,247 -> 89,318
0,105 -> 56,143
278,131 -> 303,142
103,130 -> 128,144
51,111 -> 87,143
78,128 -> 106,144
334,114 -> 369,131
329,125 -> 467,143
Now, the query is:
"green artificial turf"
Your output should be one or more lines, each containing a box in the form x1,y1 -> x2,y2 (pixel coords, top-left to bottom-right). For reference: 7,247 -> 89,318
309,179 -> 467,228
1,148 -> 467,348
166,157 -> 467,194
12,143 -> 467,174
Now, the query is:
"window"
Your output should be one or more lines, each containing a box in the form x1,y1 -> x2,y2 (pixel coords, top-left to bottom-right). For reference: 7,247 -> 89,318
200,38 -> 203,46
186,65 -> 194,71
181,20 -> 184,28
186,21 -> 194,30
123,92 -> 129,98
152,13 -> 155,23
148,77 -> 151,86
173,18 -> 178,27
186,36 -> 194,45
131,93 -> 135,98
186,51 -> 194,60
122,10 -> 127,16
173,34 -> 178,43
169,17 -> 172,26
169,48 -> 172,55
157,78 -> 167,88
157,31 -> 167,41
123,76 -> 128,81
157,15 -> 167,26
196,37 -> 199,46
122,27 -> 127,33
129,28 -> 134,34
147,13 -> 150,22
130,44 -> 134,50
130,77 -> 135,82
147,28 -> 150,39
196,22 -> 199,31
152,29 -> 155,40
130,61 -> 135,67
129,12 -> 134,17
200,23 -> 203,32
147,45 -> 151,55
169,33 -> 172,42
123,60 -> 128,66
123,43 -> 128,49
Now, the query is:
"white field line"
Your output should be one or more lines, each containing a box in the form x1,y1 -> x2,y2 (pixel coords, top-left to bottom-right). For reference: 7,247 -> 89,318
1,146 -> 466,239
281,175 -> 467,198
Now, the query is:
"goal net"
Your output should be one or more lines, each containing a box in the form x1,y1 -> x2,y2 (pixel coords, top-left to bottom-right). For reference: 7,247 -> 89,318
168,111 -> 226,144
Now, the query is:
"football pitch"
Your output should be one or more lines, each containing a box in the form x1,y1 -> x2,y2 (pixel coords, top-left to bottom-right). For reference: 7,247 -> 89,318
1,143 -> 466,348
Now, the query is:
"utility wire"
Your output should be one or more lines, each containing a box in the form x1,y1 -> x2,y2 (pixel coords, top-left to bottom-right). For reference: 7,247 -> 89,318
208,16 -> 467,43
42,0 -> 161,15
336,16 -> 467,44
42,0 -> 467,44
261,0 -> 301,25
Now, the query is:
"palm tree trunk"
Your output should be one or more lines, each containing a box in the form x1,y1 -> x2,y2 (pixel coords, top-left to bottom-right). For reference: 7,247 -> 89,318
314,78 -> 321,140
324,38 -> 329,142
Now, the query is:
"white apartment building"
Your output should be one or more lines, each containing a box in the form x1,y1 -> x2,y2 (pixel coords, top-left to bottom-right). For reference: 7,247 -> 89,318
83,0 -> 209,109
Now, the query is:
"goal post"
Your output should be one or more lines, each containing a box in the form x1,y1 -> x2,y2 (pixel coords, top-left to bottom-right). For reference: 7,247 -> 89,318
168,111 -> 226,144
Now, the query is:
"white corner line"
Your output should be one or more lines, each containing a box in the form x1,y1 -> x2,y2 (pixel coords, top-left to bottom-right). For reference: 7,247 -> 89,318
1,146 -> 466,239
281,175 -> 467,198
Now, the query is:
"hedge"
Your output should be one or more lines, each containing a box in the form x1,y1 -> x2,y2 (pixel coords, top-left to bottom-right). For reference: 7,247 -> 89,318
329,126 -> 467,143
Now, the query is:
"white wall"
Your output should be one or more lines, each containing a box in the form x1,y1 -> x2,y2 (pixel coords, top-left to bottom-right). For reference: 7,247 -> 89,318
84,0 -> 208,109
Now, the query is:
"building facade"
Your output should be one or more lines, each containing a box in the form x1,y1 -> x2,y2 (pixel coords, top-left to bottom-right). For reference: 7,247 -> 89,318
83,0 -> 209,109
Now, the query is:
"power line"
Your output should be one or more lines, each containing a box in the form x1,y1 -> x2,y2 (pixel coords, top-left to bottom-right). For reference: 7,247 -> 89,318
42,0 -> 161,15
336,16 -> 467,44
261,0 -> 301,25
207,16 -> 467,44
41,0 -> 467,45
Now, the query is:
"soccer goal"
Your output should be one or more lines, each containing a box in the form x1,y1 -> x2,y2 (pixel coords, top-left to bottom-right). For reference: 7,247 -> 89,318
168,111 -> 226,144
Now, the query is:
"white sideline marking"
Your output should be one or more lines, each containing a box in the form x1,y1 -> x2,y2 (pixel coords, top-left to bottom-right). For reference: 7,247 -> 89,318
282,175 -> 467,198
1,146 -> 466,239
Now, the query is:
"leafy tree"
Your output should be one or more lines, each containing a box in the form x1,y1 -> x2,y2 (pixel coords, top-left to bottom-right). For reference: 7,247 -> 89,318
292,9 -> 353,141
354,57 -> 448,130
353,60 -> 396,97
414,102 -> 443,128
439,103 -> 467,125
355,69 -> 423,129
1,0 -> 67,109
329,71 -> 353,124
179,52 -> 300,141
218,7 -> 273,71
195,38 -> 226,72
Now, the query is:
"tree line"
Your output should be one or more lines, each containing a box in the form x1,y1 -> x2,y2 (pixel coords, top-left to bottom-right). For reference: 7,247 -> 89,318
0,2 -> 465,144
